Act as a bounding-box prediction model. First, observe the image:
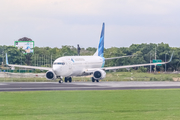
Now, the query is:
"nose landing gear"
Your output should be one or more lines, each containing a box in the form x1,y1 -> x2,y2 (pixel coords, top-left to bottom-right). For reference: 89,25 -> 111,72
57,76 -> 63,83
59,79 -> 63,83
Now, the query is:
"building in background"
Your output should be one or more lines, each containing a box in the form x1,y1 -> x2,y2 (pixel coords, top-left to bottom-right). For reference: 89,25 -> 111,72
14,37 -> 34,54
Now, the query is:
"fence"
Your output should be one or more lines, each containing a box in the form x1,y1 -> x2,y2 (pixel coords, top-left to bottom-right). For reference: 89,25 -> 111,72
0,72 -> 92,82
0,72 -> 53,82
0,72 -> 177,82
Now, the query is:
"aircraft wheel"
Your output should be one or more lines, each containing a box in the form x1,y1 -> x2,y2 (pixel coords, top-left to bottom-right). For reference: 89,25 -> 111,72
65,77 -> 68,83
59,80 -> 63,83
91,77 -> 95,82
69,77 -> 72,83
96,80 -> 99,82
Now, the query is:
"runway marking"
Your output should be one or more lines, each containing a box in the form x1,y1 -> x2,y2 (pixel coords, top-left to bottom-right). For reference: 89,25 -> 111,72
70,81 -> 180,87
0,83 -> 7,85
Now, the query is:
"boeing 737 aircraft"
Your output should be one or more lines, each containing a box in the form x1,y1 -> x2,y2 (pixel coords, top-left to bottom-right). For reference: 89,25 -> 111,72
6,23 -> 173,83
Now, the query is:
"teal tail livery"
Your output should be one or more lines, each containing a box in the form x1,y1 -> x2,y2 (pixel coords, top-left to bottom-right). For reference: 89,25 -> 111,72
94,23 -> 105,57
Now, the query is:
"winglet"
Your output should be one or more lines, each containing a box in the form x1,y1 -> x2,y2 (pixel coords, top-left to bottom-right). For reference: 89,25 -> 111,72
6,53 -> 9,65
168,51 -> 174,63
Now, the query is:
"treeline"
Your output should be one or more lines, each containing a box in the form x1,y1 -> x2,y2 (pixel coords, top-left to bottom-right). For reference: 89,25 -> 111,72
0,42 -> 180,72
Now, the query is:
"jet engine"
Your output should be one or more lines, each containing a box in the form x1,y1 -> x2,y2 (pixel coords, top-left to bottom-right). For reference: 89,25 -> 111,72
93,69 -> 106,80
46,69 -> 57,80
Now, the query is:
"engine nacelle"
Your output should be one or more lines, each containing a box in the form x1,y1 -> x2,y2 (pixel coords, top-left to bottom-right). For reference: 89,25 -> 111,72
93,69 -> 106,80
46,69 -> 57,80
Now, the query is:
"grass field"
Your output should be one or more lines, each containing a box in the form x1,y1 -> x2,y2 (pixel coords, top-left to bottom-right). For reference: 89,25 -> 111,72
1,89 -> 180,120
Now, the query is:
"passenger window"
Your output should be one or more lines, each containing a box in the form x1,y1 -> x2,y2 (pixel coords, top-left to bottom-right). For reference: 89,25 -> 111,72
54,62 -> 65,65
56,62 -> 65,65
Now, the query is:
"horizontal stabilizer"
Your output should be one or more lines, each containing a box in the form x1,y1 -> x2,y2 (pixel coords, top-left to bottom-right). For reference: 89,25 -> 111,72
105,55 -> 136,60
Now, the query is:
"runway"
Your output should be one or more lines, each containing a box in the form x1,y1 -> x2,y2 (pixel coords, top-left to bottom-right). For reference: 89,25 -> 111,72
1,81 -> 180,91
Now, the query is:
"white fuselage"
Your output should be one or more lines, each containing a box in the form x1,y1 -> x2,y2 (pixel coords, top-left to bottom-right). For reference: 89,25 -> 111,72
52,56 -> 104,77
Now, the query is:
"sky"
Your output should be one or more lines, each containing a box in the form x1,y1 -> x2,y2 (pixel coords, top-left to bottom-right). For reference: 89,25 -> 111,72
0,0 -> 180,48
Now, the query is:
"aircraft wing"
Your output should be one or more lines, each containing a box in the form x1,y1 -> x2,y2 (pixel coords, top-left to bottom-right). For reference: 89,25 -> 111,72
7,64 -> 51,71
103,62 -> 167,70
6,53 -> 51,71
86,51 -> 174,72
103,52 -> 173,71
105,55 -> 136,60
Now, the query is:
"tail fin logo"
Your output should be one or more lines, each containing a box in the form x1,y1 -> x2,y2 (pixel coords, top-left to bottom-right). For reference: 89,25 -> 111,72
98,23 -> 105,57
93,23 -> 105,57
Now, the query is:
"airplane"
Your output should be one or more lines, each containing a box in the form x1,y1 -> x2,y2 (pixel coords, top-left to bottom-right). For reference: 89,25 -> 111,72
6,23 -> 174,83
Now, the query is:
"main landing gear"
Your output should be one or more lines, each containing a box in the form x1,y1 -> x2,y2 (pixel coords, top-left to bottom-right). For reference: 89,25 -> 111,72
91,77 -> 99,82
58,76 -> 72,83
65,77 -> 72,83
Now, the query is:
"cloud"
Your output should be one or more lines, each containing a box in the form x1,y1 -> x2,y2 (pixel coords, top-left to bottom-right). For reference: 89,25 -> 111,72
0,0 -> 180,48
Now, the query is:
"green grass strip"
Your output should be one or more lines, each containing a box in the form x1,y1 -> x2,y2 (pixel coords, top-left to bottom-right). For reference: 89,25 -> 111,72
1,89 -> 180,120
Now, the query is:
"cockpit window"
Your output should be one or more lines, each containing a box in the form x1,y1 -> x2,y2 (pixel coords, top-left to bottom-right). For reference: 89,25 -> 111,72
53,62 -> 65,65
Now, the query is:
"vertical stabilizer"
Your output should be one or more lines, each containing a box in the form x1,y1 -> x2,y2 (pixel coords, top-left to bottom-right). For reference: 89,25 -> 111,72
93,23 -> 105,57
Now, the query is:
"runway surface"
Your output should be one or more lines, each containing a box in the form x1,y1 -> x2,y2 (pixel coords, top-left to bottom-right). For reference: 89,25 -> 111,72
1,81 -> 180,91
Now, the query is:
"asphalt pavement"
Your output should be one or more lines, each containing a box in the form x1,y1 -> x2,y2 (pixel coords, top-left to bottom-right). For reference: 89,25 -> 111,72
1,81 -> 180,91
